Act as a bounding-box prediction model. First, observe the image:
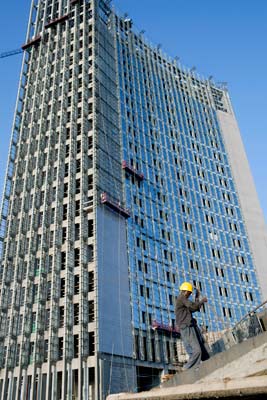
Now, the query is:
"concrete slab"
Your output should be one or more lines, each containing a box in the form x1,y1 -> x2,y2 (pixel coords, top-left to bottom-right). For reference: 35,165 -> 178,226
107,331 -> 267,400
162,331 -> 267,387
107,376 -> 267,399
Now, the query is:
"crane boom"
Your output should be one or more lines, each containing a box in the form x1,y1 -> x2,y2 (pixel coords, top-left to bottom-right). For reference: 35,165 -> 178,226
0,49 -> 23,59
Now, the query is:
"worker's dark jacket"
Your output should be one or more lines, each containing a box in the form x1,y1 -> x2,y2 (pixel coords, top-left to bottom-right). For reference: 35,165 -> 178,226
175,293 -> 204,329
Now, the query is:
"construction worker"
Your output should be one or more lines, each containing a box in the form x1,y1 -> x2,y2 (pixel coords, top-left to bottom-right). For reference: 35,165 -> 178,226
175,282 -> 210,370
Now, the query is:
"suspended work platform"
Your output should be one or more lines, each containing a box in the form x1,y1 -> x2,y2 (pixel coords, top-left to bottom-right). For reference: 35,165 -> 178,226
22,35 -> 41,50
122,160 -> 144,181
100,192 -> 130,218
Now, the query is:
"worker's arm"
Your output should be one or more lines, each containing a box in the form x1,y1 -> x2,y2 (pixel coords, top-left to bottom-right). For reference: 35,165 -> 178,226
181,295 -> 207,313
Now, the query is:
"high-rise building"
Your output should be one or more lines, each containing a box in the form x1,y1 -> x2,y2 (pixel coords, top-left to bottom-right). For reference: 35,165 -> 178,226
0,0 -> 266,398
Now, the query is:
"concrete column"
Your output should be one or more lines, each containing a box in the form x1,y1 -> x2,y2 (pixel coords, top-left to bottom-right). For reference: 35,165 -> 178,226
83,361 -> 88,399
30,366 -> 37,400
36,368 -> 42,400
67,363 -> 72,400
51,365 -> 57,400
7,371 -> 13,400
20,371 -> 27,400
45,364 -> 52,400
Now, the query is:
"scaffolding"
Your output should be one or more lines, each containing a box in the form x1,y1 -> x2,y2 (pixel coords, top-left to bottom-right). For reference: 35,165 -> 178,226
0,0 -> 100,398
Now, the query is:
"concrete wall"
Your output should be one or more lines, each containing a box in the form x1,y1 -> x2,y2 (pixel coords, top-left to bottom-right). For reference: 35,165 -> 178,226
217,99 -> 267,300
97,205 -> 133,357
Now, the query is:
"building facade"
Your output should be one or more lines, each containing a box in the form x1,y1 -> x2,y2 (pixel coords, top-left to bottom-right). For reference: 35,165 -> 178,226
0,0 -> 266,398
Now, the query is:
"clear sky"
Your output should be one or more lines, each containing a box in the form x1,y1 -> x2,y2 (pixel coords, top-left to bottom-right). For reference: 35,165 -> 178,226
0,0 -> 266,223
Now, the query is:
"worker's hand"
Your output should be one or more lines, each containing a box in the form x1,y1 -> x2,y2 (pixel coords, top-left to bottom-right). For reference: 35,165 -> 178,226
201,296 -> 208,303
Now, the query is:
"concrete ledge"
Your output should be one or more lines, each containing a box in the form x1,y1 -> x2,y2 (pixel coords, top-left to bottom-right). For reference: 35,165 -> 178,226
107,332 -> 267,400
162,331 -> 267,387
107,376 -> 267,400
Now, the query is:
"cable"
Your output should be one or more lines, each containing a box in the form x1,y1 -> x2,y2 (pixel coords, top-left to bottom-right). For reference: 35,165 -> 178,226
108,343 -> 115,395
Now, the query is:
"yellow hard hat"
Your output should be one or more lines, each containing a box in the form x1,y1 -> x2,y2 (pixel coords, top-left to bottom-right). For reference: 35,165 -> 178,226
180,282 -> 193,292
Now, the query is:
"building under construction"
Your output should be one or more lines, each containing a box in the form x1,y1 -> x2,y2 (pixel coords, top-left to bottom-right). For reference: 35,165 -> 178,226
0,0 -> 267,399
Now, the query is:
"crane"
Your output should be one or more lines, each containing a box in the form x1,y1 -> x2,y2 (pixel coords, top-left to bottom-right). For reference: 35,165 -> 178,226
0,48 -> 23,59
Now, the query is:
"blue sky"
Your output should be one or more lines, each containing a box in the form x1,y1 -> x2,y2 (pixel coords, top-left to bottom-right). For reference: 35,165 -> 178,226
0,0 -> 266,222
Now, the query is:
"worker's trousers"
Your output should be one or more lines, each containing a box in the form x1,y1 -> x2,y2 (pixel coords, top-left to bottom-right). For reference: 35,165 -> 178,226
180,325 -> 209,369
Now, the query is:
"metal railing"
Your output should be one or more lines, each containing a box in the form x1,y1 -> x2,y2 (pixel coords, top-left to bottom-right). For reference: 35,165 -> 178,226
211,300 -> 267,354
